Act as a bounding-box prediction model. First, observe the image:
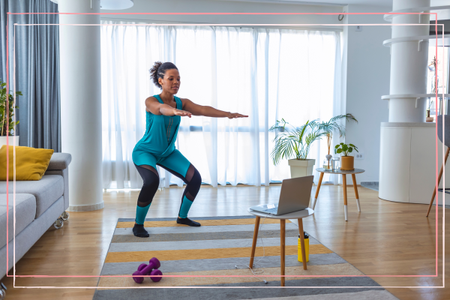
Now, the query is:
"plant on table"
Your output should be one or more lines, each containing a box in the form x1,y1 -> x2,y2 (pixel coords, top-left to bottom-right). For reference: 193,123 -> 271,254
317,113 -> 357,168
335,142 -> 359,171
335,143 -> 359,156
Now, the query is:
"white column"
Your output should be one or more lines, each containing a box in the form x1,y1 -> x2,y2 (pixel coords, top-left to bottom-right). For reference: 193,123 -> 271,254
379,0 -> 450,204
389,0 -> 430,122
58,0 -> 104,211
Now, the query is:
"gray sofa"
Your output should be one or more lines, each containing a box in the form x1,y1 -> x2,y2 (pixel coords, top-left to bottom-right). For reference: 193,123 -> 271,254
0,153 -> 72,281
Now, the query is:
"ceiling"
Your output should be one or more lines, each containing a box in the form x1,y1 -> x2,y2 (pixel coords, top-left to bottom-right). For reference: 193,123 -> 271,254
239,0 -> 450,8
270,0 -> 392,6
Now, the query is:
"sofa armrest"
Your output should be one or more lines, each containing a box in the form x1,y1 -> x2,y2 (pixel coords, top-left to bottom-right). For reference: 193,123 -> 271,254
45,152 -> 72,211
47,153 -> 72,171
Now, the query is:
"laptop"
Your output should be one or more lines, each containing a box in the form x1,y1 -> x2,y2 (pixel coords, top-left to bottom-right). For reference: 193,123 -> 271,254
249,175 -> 314,215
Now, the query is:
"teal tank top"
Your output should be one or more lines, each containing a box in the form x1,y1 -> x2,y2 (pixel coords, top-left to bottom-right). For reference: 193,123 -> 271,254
134,95 -> 182,158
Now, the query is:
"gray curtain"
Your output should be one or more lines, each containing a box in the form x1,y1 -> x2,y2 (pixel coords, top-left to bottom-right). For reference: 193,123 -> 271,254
0,0 -> 60,151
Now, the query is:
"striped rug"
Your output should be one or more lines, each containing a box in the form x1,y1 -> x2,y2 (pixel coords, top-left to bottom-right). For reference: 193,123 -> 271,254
93,216 -> 399,300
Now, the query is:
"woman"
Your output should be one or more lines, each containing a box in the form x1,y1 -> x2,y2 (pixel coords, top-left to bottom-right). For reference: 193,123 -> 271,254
131,61 -> 248,237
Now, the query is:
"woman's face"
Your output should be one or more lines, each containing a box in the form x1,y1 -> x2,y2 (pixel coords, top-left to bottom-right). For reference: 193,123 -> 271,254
159,69 -> 180,94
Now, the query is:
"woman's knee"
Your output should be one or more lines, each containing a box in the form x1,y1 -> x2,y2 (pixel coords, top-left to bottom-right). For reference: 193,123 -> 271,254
136,165 -> 160,186
185,168 -> 201,199
190,167 -> 201,188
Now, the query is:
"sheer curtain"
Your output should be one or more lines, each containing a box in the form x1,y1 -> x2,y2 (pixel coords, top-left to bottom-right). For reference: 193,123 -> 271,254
100,21 -> 341,189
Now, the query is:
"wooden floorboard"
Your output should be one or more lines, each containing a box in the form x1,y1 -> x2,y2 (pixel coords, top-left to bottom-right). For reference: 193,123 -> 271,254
1,184 -> 449,299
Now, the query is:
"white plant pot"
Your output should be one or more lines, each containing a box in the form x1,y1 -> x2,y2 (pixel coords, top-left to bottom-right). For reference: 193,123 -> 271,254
0,136 -> 19,148
288,159 -> 315,178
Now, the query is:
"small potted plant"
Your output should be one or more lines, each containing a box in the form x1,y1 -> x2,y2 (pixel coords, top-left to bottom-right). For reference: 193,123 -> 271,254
335,143 -> 358,171
0,79 -> 21,146
317,113 -> 358,169
270,118 -> 325,177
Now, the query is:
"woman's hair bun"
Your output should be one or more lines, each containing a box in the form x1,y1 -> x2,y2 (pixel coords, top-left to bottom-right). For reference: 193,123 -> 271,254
149,61 -> 163,88
149,61 -> 178,89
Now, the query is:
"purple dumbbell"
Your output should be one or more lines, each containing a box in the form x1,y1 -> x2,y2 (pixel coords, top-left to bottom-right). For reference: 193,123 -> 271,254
137,263 -> 147,272
137,263 -> 162,282
132,257 -> 162,284
149,268 -> 163,282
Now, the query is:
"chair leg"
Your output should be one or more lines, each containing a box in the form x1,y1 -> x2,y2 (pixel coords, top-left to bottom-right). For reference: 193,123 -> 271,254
427,147 -> 450,217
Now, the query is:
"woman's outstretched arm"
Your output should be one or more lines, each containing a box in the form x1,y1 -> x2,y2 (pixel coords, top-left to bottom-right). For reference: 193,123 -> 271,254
182,98 -> 248,119
146,97 -> 192,118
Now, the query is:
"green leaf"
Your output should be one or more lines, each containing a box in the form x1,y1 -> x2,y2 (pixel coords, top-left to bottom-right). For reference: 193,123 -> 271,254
0,78 -> 21,136
270,118 -> 326,163
336,149 -> 342,153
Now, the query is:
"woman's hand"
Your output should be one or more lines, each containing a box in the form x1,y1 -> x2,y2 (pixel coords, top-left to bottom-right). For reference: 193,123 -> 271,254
173,108 -> 192,118
227,112 -> 248,119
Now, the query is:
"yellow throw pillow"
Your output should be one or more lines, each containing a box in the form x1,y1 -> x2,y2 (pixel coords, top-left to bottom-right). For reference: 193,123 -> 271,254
0,145 -> 54,181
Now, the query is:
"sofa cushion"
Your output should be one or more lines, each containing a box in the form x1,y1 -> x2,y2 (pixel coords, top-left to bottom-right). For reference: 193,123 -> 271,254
0,175 -> 63,218
0,146 -> 54,181
0,194 -> 36,249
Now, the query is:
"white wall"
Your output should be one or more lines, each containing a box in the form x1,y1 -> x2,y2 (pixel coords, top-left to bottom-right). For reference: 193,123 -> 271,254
344,4 -> 392,184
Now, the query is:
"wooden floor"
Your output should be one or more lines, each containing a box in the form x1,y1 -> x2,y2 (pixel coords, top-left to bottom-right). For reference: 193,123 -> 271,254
1,184 -> 449,300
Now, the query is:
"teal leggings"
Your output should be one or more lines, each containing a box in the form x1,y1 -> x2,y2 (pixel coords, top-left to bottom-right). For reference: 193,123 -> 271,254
134,150 -> 201,224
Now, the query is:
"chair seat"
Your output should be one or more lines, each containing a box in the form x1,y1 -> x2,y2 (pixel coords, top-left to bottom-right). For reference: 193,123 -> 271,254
437,115 -> 450,148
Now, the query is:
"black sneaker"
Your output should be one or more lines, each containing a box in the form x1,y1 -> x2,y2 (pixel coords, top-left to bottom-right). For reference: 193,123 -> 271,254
176,217 -> 201,227
132,224 -> 149,237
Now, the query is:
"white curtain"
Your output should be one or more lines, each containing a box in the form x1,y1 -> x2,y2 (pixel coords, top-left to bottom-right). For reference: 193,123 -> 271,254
100,21 -> 341,189
328,31 -> 345,185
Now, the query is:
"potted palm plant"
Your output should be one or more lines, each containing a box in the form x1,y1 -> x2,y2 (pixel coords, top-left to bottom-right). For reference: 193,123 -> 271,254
335,143 -> 359,170
317,113 -> 357,169
270,118 -> 325,177
0,80 -> 21,146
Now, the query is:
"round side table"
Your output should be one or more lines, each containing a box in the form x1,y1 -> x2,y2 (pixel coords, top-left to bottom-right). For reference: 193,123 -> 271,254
315,168 -> 365,221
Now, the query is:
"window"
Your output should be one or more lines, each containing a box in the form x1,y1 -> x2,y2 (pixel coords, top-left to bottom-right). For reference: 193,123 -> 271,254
101,22 -> 341,188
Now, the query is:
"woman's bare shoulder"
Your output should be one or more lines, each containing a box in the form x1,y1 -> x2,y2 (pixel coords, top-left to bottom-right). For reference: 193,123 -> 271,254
146,96 -> 158,101
145,96 -> 161,113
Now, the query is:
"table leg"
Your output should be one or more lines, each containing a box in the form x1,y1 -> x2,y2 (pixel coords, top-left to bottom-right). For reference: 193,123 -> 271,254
351,174 -> 361,212
249,216 -> 260,269
280,219 -> 286,286
298,218 -> 307,270
427,147 -> 449,217
342,174 -> 348,221
313,172 -> 324,209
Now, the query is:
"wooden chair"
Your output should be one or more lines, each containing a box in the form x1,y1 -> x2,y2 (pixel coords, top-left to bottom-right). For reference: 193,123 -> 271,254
426,115 -> 450,217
